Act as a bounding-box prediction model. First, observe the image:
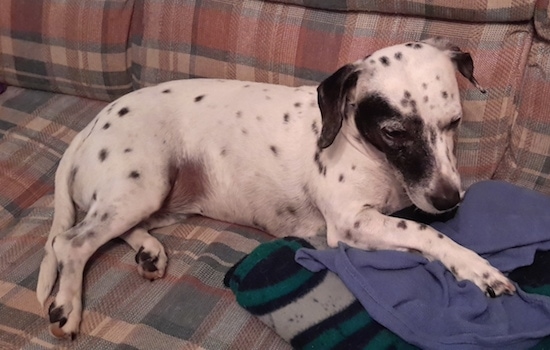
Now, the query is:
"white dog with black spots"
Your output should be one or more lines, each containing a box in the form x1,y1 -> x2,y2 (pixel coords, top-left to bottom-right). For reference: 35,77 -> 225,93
37,38 -> 515,339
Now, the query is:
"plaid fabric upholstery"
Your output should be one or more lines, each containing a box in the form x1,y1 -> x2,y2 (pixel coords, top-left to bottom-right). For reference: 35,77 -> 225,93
131,0 -> 533,187
494,38 -> 550,195
0,0 -> 134,102
534,0 -> 550,39
266,0 -> 537,23
0,86 -> 288,349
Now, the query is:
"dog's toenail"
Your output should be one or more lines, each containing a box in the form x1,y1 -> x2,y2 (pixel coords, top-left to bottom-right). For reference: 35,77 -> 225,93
486,286 -> 496,298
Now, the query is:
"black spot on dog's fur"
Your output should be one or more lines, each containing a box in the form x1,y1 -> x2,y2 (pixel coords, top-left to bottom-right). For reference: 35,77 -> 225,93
345,230 -> 353,240
241,128 -> 248,135
124,148 -> 132,153
401,99 -> 409,108
406,43 -> 413,47
194,95 -> 205,102
294,102 -> 301,108
437,233 -> 444,239
394,52 -> 402,60
397,220 -> 408,229
101,213 -> 109,222
351,165 -> 356,171
284,113 -> 290,123
92,192 -> 97,201
48,302 -> 66,326
162,89 -> 171,93
422,83 -> 428,90
339,174 -> 345,182
286,206 -> 297,216
118,107 -> 129,117
236,111 -> 242,118
413,43 -> 422,49
103,123 -> 111,130
311,121 -> 319,136
58,262 -> 64,274
314,151 -> 326,175
99,149 -> 108,162
220,148 -> 227,157
129,171 -> 140,179
270,145 -> 278,156
419,224 -> 428,230
404,91 -> 411,99
423,96 -> 429,103
442,91 -> 448,99
256,116 -> 263,121
450,265 -> 458,276
354,221 -> 361,229
380,56 -> 390,66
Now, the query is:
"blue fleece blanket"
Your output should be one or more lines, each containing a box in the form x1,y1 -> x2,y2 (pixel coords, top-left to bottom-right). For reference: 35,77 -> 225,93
295,181 -> 550,350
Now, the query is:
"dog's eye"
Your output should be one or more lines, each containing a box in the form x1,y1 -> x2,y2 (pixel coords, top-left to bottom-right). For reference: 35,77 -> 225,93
382,127 -> 407,141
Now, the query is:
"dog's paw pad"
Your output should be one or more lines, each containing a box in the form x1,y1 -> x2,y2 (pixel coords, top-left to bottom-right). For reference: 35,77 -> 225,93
135,246 -> 166,280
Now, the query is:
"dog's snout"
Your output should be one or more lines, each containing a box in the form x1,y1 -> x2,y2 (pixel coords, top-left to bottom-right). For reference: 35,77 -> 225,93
428,180 -> 461,211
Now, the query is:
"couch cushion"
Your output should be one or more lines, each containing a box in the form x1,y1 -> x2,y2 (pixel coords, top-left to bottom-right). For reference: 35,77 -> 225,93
0,0 -> 134,101
131,0 -> 533,188
534,0 -> 550,40
494,39 -> 550,195
266,0 -> 537,23
0,86 -> 288,348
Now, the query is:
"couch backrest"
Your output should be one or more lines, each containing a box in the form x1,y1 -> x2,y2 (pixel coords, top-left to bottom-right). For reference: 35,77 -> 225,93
0,0 -> 134,102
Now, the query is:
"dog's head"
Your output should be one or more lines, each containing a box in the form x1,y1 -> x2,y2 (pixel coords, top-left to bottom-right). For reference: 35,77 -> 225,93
317,38 -> 484,214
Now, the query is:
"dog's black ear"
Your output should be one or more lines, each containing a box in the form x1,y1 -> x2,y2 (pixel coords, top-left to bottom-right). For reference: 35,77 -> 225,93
317,64 -> 359,149
449,50 -> 486,94
423,38 -> 486,93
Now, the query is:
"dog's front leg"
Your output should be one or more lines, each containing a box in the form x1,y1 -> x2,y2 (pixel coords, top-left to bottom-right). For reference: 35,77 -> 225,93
325,208 -> 516,297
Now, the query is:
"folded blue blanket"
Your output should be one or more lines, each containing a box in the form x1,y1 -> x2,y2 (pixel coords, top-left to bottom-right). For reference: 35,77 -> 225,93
296,181 -> 550,350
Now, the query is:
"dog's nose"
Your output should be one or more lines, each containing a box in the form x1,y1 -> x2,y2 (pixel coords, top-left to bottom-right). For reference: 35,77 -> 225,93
428,181 -> 461,211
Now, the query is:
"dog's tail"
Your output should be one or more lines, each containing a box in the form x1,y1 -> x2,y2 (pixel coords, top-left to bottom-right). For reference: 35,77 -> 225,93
36,133 -> 81,307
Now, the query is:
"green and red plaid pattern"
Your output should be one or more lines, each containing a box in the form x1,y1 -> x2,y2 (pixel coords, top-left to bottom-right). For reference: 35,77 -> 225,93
266,0 -> 537,23
0,0 -> 134,101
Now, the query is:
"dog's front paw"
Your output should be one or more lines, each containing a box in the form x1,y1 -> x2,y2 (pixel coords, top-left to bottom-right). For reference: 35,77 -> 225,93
135,242 -> 167,280
449,252 -> 516,297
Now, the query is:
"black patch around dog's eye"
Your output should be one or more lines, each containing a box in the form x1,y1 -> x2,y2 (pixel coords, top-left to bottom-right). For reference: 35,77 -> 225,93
397,220 -> 408,229
284,113 -> 290,123
129,170 -> 140,179
270,145 -> 278,156
99,149 -> 108,162
394,52 -> 402,60
162,89 -> 171,93
118,107 -> 129,117
380,56 -> 390,66
194,95 -> 205,102
102,122 -> 111,130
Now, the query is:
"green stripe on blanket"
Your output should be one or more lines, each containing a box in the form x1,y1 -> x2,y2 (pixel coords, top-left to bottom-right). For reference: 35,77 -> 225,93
225,237 -> 550,350
224,237 -> 416,349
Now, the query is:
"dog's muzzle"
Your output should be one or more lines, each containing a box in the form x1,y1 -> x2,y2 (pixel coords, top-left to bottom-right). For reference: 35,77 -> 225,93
427,179 -> 462,212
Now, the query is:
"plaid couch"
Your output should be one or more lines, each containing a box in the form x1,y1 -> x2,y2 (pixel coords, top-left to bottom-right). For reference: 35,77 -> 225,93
1,0 -> 549,349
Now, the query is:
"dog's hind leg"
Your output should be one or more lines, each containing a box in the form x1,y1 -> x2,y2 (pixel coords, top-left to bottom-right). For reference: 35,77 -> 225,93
46,186 -> 168,339
37,133 -> 84,308
119,214 -> 178,280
